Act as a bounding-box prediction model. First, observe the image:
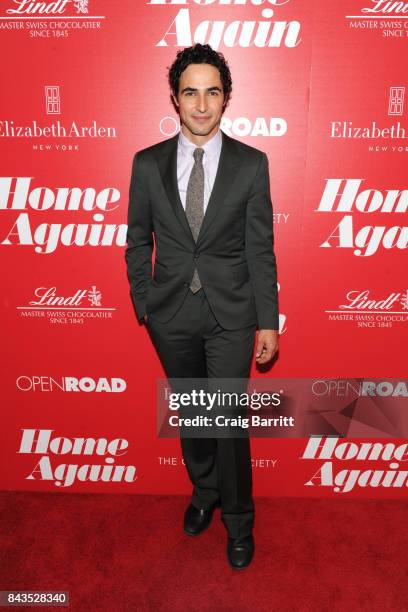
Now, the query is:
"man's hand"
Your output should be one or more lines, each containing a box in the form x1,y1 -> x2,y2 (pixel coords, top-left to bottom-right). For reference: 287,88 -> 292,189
255,329 -> 279,365
143,314 -> 148,324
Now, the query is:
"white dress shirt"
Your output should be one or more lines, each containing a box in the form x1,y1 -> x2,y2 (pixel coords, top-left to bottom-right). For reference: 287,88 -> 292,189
177,127 -> 223,213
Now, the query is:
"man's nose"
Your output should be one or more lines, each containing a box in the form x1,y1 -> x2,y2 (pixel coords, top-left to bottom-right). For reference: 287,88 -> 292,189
196,93 -> 208,112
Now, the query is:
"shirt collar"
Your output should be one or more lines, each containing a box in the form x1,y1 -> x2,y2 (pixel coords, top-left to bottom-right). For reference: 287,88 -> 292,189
178,127 -> 223,162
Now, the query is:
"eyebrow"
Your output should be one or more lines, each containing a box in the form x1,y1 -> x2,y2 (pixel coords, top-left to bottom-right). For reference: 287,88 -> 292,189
180,86 -> 223,94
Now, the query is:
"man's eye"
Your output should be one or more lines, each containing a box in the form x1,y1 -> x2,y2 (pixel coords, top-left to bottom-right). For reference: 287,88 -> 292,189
210,91 -> 219,95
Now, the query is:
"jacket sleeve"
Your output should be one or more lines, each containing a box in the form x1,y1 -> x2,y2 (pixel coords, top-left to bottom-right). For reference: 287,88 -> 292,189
125,152 -> 154,323
245,152 -> 279,331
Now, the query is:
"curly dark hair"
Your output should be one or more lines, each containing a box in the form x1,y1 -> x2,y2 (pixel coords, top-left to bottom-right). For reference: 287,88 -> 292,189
168,43 -> 232,108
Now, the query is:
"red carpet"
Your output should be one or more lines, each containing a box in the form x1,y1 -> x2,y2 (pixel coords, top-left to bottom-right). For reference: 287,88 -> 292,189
1,491 -> 407,611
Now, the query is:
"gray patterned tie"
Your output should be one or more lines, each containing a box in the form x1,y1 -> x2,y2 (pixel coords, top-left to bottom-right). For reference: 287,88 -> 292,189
185,147 -> 204,293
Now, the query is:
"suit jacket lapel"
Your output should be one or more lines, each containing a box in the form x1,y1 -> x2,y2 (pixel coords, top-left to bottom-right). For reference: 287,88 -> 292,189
156,130 -> 241,248
157,133 -> 196,245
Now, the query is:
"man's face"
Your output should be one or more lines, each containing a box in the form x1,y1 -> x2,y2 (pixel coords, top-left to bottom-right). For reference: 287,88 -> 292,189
172,63 -> 225,142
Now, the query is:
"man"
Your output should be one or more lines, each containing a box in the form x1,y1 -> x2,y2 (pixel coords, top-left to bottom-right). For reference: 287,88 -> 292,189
125,43 -> 279,570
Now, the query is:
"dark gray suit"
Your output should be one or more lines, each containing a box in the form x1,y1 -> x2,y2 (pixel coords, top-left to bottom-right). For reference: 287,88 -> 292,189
126,130 -> 279,331
125,129 -> 279,538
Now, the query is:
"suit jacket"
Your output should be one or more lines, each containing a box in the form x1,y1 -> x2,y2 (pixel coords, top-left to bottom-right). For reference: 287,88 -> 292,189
125,129 -> 279,331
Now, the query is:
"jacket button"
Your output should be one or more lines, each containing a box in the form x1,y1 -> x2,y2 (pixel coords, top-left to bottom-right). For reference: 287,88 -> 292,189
194,253 -> 199,259
183,282 -> 189,287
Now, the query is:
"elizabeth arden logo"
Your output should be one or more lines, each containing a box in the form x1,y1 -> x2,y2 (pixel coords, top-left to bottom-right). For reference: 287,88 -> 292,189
2,0 -> 104,39
147,0 -> 302,50
330,86 -> 406,150
0,87 -> 117,150
45,85 -> 61,115
17,285 -> 117,325
324,289 -> 408,328
388,86 -> 405,116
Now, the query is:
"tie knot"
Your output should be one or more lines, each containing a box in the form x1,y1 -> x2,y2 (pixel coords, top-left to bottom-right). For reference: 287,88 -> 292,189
193,147 -> 204,163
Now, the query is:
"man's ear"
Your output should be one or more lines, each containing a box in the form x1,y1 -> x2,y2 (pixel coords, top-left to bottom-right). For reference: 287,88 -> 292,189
171,93 -> 179,107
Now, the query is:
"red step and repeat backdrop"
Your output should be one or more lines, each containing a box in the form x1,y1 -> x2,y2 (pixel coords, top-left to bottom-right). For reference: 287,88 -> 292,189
1,0 -> 407,498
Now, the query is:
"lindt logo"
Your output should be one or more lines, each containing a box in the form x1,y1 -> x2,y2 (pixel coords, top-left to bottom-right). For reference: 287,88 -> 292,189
29,286 -> 102,308
6,0 -> 89,15
339,290 -> 408,311
17,284 -> 116,325
361,0 -> 408,15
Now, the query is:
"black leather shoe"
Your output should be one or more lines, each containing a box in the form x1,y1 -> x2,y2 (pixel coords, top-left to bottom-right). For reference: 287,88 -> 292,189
227,534 -> 255,569
183,501 -> 220,536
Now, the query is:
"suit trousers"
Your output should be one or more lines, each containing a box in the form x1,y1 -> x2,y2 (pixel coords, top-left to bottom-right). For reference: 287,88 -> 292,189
146,287 -> 257,539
